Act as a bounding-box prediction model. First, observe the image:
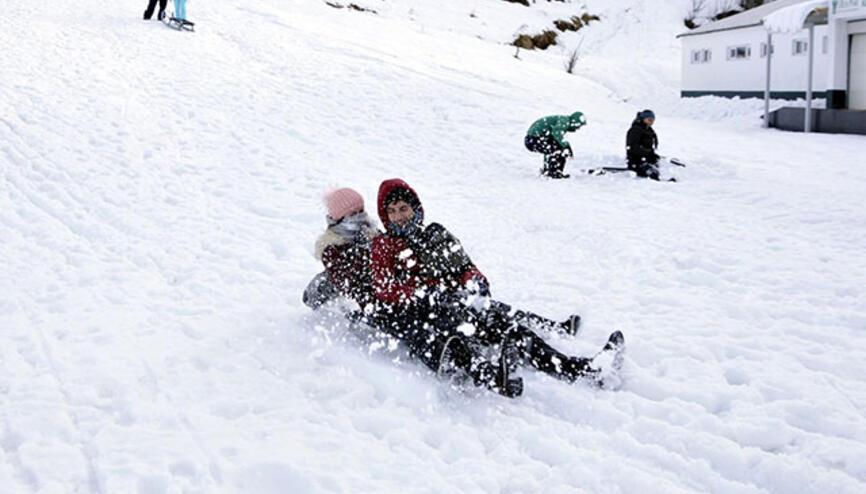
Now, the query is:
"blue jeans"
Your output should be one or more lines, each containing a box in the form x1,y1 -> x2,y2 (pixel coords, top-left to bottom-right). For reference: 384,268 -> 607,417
174,0 -> 186,20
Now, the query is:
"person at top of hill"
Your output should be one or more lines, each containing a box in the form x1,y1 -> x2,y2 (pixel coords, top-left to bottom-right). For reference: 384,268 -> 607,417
303,188 -> 525,398
173,0 -> 190,22
524,112 -> 587,179
143,0 -> 167,20
626,109 -> 661,181
370,178 -> 624,390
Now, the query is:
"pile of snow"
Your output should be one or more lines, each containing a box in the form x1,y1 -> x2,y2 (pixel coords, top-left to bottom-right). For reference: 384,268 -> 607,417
342,0 -> 690,103
1,0 -> 865,492
333,0 -> 803,117
762,0 -> 827,33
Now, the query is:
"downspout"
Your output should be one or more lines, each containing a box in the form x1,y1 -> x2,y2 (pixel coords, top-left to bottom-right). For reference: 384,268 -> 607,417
805,24 -> 815,133
764,32 -> 773,128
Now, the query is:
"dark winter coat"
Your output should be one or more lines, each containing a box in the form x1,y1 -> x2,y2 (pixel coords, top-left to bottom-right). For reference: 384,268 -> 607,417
369,179 -> 597,385
315,222 -> 380,310
626,119 -> 659,167
526,112 -> 587,153
371,178 -> 487,309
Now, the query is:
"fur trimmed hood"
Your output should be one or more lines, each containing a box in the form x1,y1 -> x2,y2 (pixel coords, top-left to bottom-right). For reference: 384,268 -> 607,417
314,222 -> 379,261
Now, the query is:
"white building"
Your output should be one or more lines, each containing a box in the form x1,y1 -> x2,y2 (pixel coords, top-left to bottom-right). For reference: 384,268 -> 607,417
679,0 -> 830,101
826,0 -> 866,109
679,0 -> 866,113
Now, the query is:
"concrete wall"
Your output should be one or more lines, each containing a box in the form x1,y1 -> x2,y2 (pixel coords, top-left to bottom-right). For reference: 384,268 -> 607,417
769,107 -> 866,134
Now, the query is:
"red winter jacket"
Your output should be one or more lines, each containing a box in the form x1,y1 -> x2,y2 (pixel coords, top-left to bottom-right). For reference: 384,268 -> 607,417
371,178 -> 487,307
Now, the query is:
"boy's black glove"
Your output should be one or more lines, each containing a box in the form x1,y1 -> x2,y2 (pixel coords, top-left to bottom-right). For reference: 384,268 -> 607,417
409,223 -> 474,280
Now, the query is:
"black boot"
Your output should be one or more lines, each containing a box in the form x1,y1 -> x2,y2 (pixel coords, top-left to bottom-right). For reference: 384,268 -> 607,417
560,314 -> 581,336
437,336 -> 522,398
470,360 -> 523,398
541,165 -> 570,179
604,330 -> 625,351
634,163 -> 660,181
494,333 -> 524,398
541,153 -> 569,179
584,330 -> 626,388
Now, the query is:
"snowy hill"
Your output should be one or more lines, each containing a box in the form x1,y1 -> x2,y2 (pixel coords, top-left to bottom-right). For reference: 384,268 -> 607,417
1,0 -> 865,492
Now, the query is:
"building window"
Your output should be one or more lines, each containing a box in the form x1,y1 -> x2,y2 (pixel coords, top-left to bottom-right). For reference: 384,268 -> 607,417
727,45 -> 751,60
793,39 -> 809,56
760,42 -> 774,58
822,35 -> 828,54
691,49 -> 712,64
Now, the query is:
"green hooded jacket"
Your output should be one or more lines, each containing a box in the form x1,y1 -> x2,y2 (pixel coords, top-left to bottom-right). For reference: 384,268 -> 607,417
526,112 -> 587,149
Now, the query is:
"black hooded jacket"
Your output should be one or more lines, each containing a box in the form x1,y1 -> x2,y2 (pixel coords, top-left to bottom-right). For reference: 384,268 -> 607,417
626,119 -> 659,167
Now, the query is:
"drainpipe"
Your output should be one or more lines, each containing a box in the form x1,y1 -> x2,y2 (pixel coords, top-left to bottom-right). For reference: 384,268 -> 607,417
764,32 -> 772,128
805,24 -> 815,133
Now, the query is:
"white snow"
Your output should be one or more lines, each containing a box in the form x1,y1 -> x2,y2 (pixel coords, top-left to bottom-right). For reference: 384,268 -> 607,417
1,0 -> 865,493
762,0 -> 827,34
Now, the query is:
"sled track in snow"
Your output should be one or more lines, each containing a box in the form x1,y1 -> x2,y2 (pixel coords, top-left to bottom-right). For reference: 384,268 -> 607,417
2,0 -> 866,492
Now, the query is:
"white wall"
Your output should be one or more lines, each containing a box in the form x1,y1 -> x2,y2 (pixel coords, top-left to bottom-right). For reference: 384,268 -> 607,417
681,25 -> 829,94
826,19 -> 850,91
849,34 -> 866,109
827,10 -> 866,103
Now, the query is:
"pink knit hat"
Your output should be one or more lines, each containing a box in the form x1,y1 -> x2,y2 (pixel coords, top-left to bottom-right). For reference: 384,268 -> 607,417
324,188 -> 364,221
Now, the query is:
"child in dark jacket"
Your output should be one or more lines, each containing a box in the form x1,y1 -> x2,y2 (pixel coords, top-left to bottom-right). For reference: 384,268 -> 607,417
304,188 -> 523,397
524,112 -> 587,179
311,188 -> 379,311
626,110 -> 661,180
370,178 -> 624,388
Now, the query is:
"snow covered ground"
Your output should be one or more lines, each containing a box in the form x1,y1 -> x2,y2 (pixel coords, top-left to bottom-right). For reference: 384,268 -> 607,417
1,0 -> 865,492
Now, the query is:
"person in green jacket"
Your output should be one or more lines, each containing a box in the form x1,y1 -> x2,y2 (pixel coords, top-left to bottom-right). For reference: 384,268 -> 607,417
524,112 -> 587,179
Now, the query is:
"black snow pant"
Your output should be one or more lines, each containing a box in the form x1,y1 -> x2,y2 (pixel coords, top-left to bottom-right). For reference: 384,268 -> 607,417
302,273 -> 586,388
373,304 -> 512,392
627,157 -> 660,181
301,273 -> 470,370
375,301 -> 473,372
466,303 -> 594,382
303,272 -> 570,337
144,0 -> 168,20
525,134 -> 569,178
410,295 -> 595,383
491,300 -> 569,335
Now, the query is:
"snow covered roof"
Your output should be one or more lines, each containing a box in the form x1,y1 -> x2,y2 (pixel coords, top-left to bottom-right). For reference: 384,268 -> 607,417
677,0 -> 820,38
762,0 -> 828,33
